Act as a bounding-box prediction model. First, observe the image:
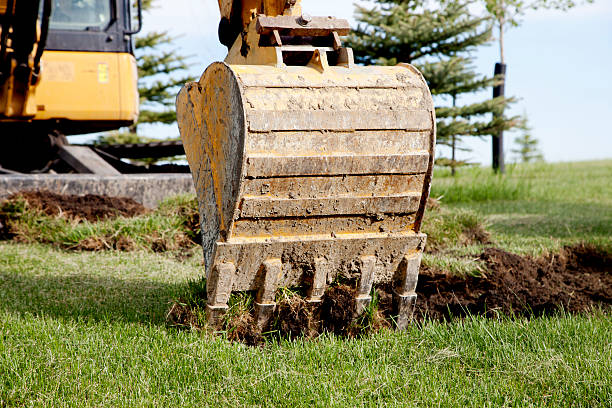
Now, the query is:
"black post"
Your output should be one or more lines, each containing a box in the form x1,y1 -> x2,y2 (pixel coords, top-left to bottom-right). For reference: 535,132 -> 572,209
492,62 -> 506,173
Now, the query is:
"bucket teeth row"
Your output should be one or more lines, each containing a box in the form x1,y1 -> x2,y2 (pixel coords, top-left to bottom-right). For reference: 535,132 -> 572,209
205,252 -> 423,330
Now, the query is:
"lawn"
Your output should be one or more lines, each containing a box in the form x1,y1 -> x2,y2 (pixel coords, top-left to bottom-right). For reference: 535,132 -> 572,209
430,160 -> 611,254
0,160 -> 610,407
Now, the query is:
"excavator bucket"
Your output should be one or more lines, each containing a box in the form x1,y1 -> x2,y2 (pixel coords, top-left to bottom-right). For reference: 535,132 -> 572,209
176,11 -> 435,330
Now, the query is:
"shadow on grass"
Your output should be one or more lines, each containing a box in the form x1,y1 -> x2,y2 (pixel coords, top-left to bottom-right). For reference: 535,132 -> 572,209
0,272 -> 181,325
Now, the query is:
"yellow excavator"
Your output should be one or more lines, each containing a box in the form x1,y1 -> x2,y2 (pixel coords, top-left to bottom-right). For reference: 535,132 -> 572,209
1,0 -> 436,329
0,0 -> 141,174
177,0 -> 436,329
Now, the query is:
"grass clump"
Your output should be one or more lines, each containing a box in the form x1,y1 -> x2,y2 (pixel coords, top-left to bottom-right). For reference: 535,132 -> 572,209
422,252 -> 486,277
422,206 -> 490,252
0,193 -> 200,253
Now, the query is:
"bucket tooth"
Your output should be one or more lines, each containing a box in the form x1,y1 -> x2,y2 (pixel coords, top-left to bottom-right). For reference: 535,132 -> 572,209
254,258 -> 282,329
205,262 -> 235,329
394,293 -> 418,331
355,255 -> 376,316
306,257 -> 328,303
393,252 -> 422,329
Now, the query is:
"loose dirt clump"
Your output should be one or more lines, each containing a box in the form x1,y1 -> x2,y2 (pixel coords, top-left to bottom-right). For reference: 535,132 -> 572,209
180,206 -> 202,246
166,302 -> 202,330
9,190 -> 148,221
226,312 -> 263,346
460,224 -> 491,246
320,285 -> 357,336
274,294 -> 320,339
414,244 -> 611,320
73,236 -> 108,251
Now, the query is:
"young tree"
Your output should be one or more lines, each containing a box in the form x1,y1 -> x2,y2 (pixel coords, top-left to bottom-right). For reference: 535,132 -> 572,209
512,121 -> 543,163
348,0 -> 522,175
483,0 -> 593,172
421,55 -> 516,174
485,0 -> 593,65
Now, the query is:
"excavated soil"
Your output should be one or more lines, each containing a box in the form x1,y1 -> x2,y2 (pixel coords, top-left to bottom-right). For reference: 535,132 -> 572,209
182,244 -> 610,344
411,244 -> 611,321
7,190 -> 147,221
1,190 -> 608,342
0,190 -> 200,252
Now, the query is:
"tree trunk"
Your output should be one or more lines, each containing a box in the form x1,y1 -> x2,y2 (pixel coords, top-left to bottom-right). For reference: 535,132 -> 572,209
451,94 -> 456,176
492,62 -> 506,174
499,19 -> 505,64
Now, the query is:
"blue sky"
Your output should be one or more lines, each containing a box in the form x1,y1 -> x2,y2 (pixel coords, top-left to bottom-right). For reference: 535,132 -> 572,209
135,0 -> 611,165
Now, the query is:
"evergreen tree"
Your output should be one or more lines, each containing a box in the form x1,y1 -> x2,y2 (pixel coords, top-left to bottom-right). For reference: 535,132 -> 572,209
512,121 -> 543,163
132,0 -> 193,131
347,0 -> 522,174
93,0 -> 193,163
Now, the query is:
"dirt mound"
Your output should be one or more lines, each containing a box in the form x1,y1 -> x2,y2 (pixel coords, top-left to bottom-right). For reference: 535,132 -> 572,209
8,190 -> 147,221
239,245 -> 609,343
414,244 -> 611,320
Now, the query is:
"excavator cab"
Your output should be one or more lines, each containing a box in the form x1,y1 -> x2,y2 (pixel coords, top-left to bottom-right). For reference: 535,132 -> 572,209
0,0 -> 140,173
177,0 -> 436,330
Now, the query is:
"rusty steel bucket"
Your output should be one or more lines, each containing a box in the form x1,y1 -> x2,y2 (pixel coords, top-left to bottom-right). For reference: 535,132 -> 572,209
177,32 -> 435,330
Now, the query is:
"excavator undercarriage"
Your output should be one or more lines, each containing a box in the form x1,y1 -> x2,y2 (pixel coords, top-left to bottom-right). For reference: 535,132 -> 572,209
177,0 -> 436,329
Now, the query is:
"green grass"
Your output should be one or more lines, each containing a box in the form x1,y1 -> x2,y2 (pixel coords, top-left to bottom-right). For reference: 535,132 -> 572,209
0,243 -> 201,325
1,242 -> 610,407
428,160 -> 612,257
0,160 -> 610,406
431,164 -> 533,203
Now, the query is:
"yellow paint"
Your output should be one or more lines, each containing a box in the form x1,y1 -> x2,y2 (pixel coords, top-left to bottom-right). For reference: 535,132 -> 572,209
180,80 -> 227,233
43,61 -> 76,82
217,0 -> 302,20
97,63 -> 110,84
31,51 -> 138,122
0,0 -> 13,14
204,76 -> 228,233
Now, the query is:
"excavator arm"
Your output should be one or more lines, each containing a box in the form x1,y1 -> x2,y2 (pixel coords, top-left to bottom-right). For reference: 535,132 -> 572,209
217,0 -> 302,47
0,0 -> 51,118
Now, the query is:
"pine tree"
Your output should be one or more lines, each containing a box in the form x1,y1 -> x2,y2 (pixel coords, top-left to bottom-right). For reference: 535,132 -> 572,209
132,0 -> 193,131
347,0 -> 522,174
512,122 -> 543,163
93,0 -> 193,161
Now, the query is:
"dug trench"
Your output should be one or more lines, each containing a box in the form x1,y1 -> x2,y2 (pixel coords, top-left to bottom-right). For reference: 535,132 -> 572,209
4,190 -> 149,221
0,190 -> 200,251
